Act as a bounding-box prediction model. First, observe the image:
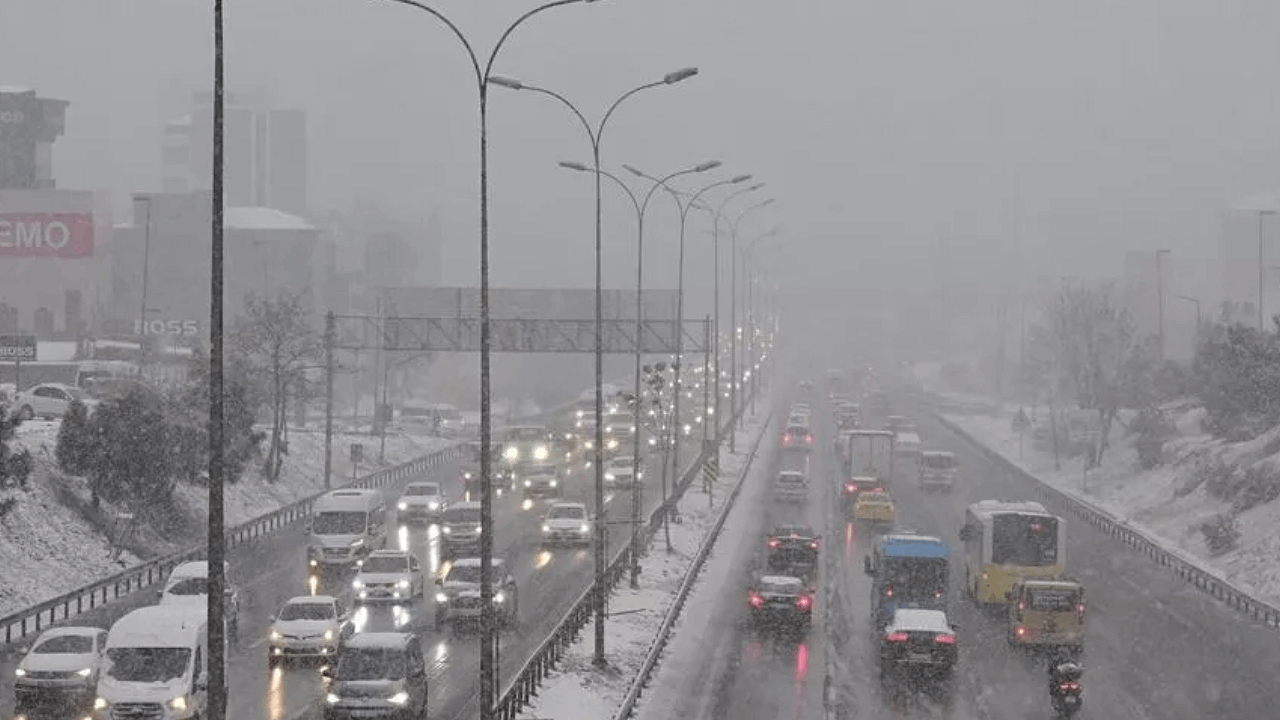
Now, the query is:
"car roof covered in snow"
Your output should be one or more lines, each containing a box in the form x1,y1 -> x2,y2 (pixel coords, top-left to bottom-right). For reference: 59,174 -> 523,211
108,606 -> 206,648
887,609 -> 952,634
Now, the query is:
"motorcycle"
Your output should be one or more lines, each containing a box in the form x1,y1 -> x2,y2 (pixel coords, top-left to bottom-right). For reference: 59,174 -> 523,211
1048,661 -> 1083,718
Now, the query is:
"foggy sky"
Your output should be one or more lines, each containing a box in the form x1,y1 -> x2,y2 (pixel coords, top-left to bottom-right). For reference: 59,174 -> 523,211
8,0 -> 1280,316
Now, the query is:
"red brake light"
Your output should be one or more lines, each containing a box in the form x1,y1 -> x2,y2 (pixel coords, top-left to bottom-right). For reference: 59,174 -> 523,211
844,483 -> 855,493
795,595 -> 812,610
884,587 -> 894,597
808,541 -> 819,549
768,538 -> 780,548
884,632 -> 908,643
805,435 -> 813,445
748,593 -> 763,608
1076,603 -> 1086,616
1059,681 -> 1080,693
934,634 -> 955,645
1015,625 -> 1026,637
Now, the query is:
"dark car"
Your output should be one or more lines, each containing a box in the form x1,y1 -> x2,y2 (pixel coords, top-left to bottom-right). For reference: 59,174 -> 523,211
879,608 -> 959,681
746,573 -> 814,633
766,525 -> 820,580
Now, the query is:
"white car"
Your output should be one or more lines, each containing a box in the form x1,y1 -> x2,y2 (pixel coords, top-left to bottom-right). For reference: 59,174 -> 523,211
397,481 -> 445,521
352,549 -> 425,604
541,502 -> 592,546
157,560 -> 240,639
434,557 -> 519,630
12,382 -> 96,420
603,456 -> 642,488
267,595 -> 350,666
13,626 -> 106,711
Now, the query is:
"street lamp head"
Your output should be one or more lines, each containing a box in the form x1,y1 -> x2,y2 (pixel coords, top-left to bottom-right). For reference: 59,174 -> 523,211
748,183 -> 765,191
730,174 -> 752,183
489,74 -> 524,90
623,164 -> 646,177
760,198 -> 776,207
663,67 -> 699,85
559,161 -> 590,172
695,161 -> 722,172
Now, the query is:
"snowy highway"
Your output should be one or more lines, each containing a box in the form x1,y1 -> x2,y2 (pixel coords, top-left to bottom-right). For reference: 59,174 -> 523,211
0,431 -> 700,720
641,391 -> 1276,720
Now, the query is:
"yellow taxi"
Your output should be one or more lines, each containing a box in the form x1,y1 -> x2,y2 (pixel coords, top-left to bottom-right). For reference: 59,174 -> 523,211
852,488 -> 896,525
1007,578 -> 1085,651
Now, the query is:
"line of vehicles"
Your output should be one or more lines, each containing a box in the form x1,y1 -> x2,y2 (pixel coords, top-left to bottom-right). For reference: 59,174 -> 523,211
807,376 -> 1086,716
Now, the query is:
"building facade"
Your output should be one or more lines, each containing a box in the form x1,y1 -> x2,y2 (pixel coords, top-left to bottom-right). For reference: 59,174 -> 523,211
161,92 -> 307,216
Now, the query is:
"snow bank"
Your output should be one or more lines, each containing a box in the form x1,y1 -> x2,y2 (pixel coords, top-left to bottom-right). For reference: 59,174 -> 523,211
0,417 -> 451,618
515,412 -> 769,720
914,364 -> 1280,607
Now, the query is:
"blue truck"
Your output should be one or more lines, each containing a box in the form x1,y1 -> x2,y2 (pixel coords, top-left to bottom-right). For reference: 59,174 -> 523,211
864,531 -> 951,630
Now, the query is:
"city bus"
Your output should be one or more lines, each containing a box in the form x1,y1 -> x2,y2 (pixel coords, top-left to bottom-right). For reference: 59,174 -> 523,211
959,500 -> 1065,605
863,531 -> 951,630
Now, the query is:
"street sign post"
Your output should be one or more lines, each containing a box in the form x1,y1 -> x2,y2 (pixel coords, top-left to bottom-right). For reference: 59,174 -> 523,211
0,334 -> 37,390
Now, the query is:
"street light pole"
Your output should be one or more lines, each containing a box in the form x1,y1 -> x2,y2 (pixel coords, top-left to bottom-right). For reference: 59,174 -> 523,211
207,2 -> 228,718
373,1 -> 600,714
625,166 -> 752,539
1260,210 -> 1275,331
136,195 -> 153,374
495,69 -> 697,666
559,160 -> 719,583
727,198 -> 774,441
745,229 -> 782,413
1155,249 -> 1169,359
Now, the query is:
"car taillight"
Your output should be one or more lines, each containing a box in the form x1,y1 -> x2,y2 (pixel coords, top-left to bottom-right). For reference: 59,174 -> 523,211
884,586 -> 894,597
1076,603 -> 1086,616
748,593 -> 763,608
884,632 -> 908,643
808,540 -> 819,549
805,435 -> 813,445
768,538 -> 780,548
1017,601 -> 1025,611
795,595 -> 812,610
844,483 -> 855,493
1059,681 -> 1080,693
934,634 -> 955,645
1015,625 -> 1026,637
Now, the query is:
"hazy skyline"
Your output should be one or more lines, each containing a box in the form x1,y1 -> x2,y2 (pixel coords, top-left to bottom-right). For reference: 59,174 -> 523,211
8,0 -> 1280,309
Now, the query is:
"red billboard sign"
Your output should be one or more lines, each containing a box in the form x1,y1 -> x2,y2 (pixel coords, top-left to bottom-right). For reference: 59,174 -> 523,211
0,213 -> 94,258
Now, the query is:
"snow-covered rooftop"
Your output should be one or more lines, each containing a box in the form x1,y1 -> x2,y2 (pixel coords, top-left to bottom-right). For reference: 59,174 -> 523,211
1229,190 -> 1280,213
0,85 -> 33,94
226,206 -> 315,232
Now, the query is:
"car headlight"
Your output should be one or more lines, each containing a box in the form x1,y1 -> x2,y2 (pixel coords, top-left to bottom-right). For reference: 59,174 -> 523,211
442,526 -> 452,534
493,591 -> 505,603
549,479 -> 557,487
475,525 -> 483,534
579,523 -> 590,533
168,696 -> 188,712
428,501 -> 439,510
542,524 -> 551,533
463,471 -> 473,479
94,698 -> 107,710
504,447 -> 519,460
637,471 -> 644,479
389,691 -> 410,705
352,579 -> 364,589
648,437 -> 657,446
435,592 -> 449,603
350,538 -> 364,548
607,439 -> 619,450
15,667 -> 25,677
605,473 -> 615,481
524,480 -> 532,487
324,630 -> 335,641
397,579 -> 410,589
326,693 -> 340,705
534,446 -> 549,460
270,630 -> 282,640
397,501 -> 408,510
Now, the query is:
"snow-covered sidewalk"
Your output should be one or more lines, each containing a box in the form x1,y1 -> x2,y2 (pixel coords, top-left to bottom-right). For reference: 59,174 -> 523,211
514,411 -> 772,720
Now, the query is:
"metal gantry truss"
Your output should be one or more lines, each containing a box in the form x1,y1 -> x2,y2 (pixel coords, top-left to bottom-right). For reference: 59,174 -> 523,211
331,315 -> 711,354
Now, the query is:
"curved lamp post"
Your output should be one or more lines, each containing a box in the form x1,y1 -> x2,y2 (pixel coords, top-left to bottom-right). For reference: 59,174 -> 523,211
745,226 -> 782,413
559,159 -> 719,581
495,70 -> 696,665
624,167 -> 752,524
728,198 -> 775,435
369,0 -> 603,714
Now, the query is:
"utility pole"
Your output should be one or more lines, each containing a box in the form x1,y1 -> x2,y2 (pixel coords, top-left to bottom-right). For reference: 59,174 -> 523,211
1260,210 -> 1275,331
1156,249 -> 1169,359
324,312 -> 335,491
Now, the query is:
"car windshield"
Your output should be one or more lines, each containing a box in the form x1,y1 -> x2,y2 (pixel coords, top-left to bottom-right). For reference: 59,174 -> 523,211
313,511 -> 367,535
549,505 -> 585,520
773,526 -> 814,539
361,556 -> 409,574
106,648 -> 191,682
280,602 -> 335,621
992,515 -> 1060,567
34,634 -> 94,654
165,577 -> 207,596
778,473 -> 804,483
446,565 -> 484,583
443,508 -> 482,524
504,428 -> 545,441
759,579 -> 801,594
404,485 -> 439,496
335,648 -> 407,680
924,455 -> 957,469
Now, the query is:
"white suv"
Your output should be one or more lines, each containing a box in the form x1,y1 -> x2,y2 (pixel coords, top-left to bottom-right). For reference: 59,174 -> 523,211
352,550 -> 424,605
397,481 -> 446,521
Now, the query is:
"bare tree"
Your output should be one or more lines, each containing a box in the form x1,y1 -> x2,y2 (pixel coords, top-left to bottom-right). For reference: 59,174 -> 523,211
1045,282 -> 1137,465
233,292 -> 321,481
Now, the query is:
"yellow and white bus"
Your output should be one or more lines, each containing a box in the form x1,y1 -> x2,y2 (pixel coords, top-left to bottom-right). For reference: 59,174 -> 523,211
959,500 -> 1065,605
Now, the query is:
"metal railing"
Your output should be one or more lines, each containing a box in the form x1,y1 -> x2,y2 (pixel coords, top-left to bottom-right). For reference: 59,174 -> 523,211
0,398 -> 593,648
492,396 -> 762,720
934,409 -> 1280,630
609,407 -> 773,720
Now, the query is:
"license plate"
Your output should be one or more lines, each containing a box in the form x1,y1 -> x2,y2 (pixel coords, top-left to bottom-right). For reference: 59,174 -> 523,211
351,711 -> 382,718
910,652 -> 932,661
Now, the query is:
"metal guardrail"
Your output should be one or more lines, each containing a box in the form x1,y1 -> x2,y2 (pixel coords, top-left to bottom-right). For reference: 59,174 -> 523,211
0,399 -> 588,648
609,407 -> 773,720
933,410 -> 1280,630
492,397 -> 762,720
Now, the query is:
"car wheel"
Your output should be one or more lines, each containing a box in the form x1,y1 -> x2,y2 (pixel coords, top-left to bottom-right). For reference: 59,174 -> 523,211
18,405 -> 33,421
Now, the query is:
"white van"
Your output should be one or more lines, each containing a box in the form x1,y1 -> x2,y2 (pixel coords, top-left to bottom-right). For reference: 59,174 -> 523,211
92,605 -> 210,720
307,489 -> 387,570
